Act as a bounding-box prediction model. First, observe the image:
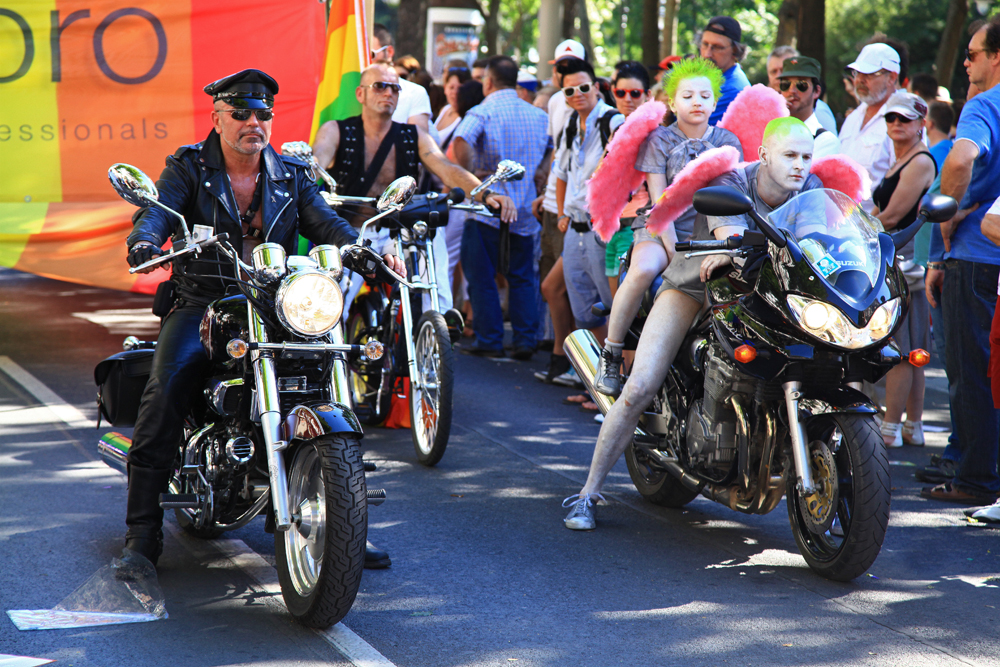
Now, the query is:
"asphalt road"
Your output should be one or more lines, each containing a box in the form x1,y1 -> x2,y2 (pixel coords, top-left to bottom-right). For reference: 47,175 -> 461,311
1,266 -> 998,667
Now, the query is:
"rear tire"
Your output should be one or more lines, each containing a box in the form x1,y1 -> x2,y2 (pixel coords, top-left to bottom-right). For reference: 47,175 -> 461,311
410,311 -> 454,466
275,434 -> 367,628
625,443 -> 700,508
786,414 -> 890,582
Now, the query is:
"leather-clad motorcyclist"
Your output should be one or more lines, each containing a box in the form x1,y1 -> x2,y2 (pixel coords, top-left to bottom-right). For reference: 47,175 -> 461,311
123,69 -> 404,568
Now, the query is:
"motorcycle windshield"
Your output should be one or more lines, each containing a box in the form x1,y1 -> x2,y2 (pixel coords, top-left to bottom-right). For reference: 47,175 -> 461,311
767,189 -> 885,300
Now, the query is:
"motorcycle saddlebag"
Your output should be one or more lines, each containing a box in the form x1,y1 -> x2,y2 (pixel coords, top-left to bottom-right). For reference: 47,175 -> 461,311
94,349 -> 154,427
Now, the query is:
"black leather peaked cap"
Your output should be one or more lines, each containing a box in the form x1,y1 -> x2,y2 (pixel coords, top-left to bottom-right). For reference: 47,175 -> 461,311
204,69 -> 279,109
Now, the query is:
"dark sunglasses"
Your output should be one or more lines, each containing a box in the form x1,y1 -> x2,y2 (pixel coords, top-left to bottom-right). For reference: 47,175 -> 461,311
884,112 -> 916,124
614,88 -> 645,99
219,108 -> 274,121
779,80 -> 811,93
364,81 -> 402,94
563,83 -> 592,97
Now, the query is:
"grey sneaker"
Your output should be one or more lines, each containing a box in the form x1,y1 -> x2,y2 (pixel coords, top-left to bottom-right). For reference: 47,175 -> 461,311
562,493 -> 605,530
594,347 -> 623,396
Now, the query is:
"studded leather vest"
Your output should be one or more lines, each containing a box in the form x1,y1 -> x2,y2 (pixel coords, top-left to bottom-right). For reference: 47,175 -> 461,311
331,116 -> 420,198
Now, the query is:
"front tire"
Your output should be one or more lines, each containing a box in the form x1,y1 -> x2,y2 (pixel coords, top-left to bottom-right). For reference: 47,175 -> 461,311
786,414 -> 890,582
625,443 -> 700,508
410,311 -> 454,466
275,434 -> 367,628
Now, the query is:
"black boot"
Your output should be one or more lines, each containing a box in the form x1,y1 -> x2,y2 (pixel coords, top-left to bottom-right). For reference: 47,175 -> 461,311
123,466 -> 172,566
364,545 -> 391,569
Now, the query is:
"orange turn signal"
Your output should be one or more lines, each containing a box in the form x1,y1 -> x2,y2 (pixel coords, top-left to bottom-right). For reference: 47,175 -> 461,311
734,344 -> 757,364
908,348 -> 931,367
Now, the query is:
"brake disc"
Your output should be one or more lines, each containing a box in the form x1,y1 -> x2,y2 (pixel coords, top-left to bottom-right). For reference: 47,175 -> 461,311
798,440 -> 839,533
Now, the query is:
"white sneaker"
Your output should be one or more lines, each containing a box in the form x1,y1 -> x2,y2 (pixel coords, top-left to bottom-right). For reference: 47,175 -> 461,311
552,367 -> 584,388
972,501 -> 1000,524
881,421 -> 903,448
902,420 -> 925,446
562,493 -> 605,530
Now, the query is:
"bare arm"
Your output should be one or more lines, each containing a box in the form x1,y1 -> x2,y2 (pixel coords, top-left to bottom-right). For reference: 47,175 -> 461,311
311,121 -> 341,171
984,212 -> 1000,246
452,136 -> 474,172
534,147 -> 553,194
875,156 -> 936,230
646,173 -> 667,203
417,128 -> 516,222
940,139 -> 980,252
407,113 -> 430,134
555,177 -> 569,232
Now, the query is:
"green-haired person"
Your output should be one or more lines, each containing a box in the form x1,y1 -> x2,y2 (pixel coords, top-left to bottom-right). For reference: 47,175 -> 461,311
564,116 -> 821,531
594,57 -> 743,397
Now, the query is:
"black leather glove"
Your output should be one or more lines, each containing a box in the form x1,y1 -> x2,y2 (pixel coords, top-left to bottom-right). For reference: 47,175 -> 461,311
128,242 -> 163,268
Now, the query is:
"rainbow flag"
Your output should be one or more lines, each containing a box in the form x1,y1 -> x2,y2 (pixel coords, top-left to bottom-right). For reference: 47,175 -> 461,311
309,0 -> 370,142
0,0 -> 327,293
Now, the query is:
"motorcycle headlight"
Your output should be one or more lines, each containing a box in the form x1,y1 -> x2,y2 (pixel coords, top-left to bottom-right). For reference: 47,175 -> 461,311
786,295 -> 900,350
275,270 -> 344,337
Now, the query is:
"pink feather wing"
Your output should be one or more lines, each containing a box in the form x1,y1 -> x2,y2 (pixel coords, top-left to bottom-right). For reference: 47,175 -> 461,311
587,101 -> 666,242
718,84 -> 789,159
645,146 -> 740,236
810,155 -> 873,203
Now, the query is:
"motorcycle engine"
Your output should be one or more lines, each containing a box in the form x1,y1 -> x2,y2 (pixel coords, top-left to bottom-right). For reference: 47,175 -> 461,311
686,344 -> 754,479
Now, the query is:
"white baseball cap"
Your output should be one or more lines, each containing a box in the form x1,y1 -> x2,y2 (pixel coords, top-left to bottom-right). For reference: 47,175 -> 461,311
881,90 -> 928,120
549,39 -> 585,64
847,43 -> 901,75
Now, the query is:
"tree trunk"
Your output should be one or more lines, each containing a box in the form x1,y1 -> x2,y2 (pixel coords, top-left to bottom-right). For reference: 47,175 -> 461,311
578,0 -> 593,57
562,0 -> 577,42
797,0 -> 825,81
661,0 -> 679,59
642,0 -> 660,65
773,0 -> 799,50
936,0 -> 969,92
396,0 -> 428,62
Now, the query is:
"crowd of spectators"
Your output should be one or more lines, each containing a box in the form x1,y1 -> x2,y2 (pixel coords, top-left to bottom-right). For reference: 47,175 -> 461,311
346,18 -> 1000,523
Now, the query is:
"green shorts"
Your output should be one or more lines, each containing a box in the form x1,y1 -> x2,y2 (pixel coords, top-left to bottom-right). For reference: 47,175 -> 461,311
605,226 -> 634,276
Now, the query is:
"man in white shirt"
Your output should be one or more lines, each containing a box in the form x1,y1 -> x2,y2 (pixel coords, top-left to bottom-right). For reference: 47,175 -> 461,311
371,24 -> 432,132
838,43 -> 900,211
778,56 -> 841,159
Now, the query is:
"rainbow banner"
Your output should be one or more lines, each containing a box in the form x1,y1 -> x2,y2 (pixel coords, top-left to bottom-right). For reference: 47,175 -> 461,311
0,0 -> 327,293
309,0 -> 368,142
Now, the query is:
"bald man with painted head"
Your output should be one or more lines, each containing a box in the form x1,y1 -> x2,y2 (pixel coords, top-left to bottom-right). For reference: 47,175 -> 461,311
562,117 -> 823,531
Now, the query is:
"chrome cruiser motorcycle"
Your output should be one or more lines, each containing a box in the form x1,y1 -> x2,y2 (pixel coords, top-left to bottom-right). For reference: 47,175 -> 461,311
566,186 -> 956,581
96,164 -> 417,627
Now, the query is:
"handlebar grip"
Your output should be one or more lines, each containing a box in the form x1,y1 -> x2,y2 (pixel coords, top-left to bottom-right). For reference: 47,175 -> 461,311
448,188 -> 465,204
214,232 -> 229,243
675,241 -> 691,251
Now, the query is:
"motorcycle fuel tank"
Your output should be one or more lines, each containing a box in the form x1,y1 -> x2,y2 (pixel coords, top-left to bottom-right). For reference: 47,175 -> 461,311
200,295 -> 250,361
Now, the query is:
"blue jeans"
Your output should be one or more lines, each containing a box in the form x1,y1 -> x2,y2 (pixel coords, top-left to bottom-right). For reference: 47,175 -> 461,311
563,226 -> 613,329
461,221 -> 539,351
928,282 -> 961,461
942,259 -> 1000,494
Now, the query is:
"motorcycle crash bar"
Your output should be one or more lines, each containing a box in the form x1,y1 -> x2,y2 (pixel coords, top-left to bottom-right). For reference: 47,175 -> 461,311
243,340 -> 383,360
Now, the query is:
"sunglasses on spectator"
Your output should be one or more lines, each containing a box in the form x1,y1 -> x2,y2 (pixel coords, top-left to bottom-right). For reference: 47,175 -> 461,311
563,83 -> 592,97
363,81 -> 402,94
884,112 -> 916,124
614,88 -> 645,99
967,48 -> 986,61
218,108 -> 274,121
371,45 -> 390,60
779,80 -> 811,93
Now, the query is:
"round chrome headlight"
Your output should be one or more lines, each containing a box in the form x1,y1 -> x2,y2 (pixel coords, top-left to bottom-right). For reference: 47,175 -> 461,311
275,270 -> 344,337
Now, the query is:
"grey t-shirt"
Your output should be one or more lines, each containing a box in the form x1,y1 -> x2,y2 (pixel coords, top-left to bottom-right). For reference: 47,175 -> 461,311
633,123 -> 744,239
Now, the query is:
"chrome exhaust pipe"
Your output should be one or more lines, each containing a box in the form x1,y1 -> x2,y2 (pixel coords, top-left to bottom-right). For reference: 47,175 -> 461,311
564,329 -> 615,416
98,432 -> 131,473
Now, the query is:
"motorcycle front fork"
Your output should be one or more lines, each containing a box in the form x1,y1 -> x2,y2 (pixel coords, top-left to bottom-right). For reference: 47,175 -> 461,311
782,380 -> 816,495
395,234 -> 440,392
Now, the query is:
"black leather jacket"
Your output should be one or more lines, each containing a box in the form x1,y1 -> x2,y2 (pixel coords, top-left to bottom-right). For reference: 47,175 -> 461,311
128,131 -> 358,304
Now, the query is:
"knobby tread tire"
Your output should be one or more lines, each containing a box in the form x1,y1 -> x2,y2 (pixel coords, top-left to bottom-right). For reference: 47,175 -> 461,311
275,434 -> 367,628
788,414 -> 890,582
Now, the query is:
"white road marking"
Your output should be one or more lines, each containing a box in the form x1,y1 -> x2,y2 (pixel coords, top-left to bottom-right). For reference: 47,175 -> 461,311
0,654 -> 55,667
0,356 -> 93,430
71,308 -> 160,335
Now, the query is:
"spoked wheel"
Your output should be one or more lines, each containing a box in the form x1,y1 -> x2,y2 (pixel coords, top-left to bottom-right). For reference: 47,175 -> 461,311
275,434 -> 367,628
410,311 -> 454,466
347,302 -> 391,425
786,414 -> 890,582
625,443 -> 700,507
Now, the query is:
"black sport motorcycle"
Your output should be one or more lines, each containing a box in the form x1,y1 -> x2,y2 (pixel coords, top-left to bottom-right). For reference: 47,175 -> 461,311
566,186 -> 956,581
95,164 -> 417,627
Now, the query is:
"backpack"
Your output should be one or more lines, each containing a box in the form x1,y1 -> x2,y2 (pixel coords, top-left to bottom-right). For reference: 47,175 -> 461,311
559,107 -> 621,153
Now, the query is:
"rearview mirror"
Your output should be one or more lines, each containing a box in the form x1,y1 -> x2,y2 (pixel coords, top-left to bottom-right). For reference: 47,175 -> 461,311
108,164 -> 158,207
377,176 -> 417,211
281,141 -> 314,162
918,194 -> 958,223
692,186 -> 753,217
495,159 -> 526,182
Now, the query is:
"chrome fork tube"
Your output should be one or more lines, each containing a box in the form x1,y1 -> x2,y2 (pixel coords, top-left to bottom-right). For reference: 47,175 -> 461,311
396,237 -> 420,390
248,303 -> 292,531
328,324 -> 352,406
424,234 -> 441,312
782,380 -> 816,495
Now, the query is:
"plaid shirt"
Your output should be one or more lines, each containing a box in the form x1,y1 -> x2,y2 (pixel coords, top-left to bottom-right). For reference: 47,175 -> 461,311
453,89 -> 550,236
